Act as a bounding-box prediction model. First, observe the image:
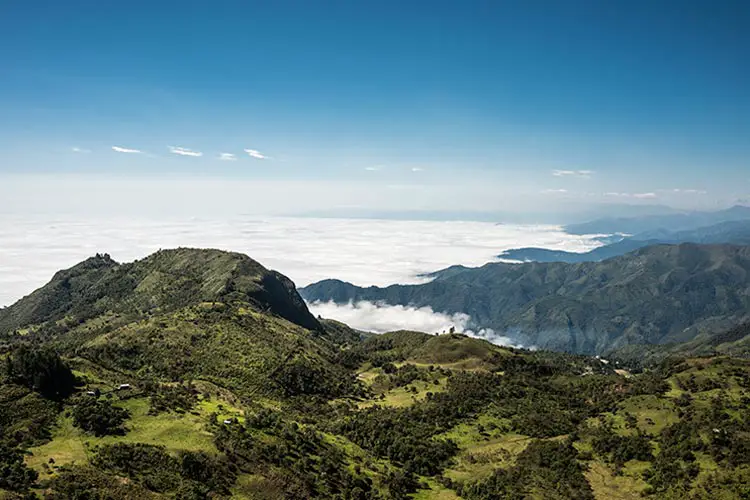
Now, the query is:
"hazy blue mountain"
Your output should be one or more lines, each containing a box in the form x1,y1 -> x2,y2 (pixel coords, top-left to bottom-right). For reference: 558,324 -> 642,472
500,239 -> 654,263
500,219 -> 750,264
564,205 -> 750,235
300,243 -> 750,355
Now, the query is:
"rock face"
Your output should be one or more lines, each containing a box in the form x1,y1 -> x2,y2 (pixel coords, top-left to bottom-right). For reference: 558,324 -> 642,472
0,248 -> 321,335
300,243 -> 750,354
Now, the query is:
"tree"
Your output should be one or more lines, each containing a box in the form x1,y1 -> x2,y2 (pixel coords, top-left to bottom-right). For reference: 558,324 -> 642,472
72,398 -> 130,436
5,345 -> 76,399
0,444 -> 38,492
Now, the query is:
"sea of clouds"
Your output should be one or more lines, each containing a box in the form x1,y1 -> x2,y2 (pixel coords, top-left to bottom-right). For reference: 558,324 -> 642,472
0,215 -> 601,343
306,299 -> 525,347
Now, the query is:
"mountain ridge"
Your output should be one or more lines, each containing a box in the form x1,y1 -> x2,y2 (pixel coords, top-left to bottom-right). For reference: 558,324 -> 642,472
300,243 -> 750,354
0,247 -> 321,336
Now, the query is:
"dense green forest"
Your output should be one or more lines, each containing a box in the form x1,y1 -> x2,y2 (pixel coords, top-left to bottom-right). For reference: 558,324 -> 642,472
2,249 -> 750,499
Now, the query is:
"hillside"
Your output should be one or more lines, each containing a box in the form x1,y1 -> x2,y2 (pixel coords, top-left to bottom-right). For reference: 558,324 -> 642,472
500,219 -> 750,263
3,250 -> 750,498
609,321 -> 750,368
0,249 -> 351,401
300,243 -> 750,354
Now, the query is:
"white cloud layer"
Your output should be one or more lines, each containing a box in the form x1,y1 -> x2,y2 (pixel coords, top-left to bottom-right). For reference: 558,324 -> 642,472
244,148 -> 268,160
541,188 -> 568,194
0,215 -> 602,307
71,147 -> 91,154
169,146 -> 203,157
605,192 -> 657,199
111,146 -> 142,154
218,153 -> 237,161
663,188 -> 707,195
307,300 -> 523,347
308,300 -> 470,334
552,169 -> 592,178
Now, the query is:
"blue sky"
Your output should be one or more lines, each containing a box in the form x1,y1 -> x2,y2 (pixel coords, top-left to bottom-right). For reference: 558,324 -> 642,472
1,0 -> 749,215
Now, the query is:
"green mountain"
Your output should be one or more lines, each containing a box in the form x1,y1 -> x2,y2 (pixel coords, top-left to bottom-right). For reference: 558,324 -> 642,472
0,249 -> 359,402
300,243 -> 750,354
500,219 -> 750,263
5,248 -> 750,499
0,248 -> 321,334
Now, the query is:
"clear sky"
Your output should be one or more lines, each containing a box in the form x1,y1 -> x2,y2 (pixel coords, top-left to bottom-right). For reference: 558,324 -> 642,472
1,0 -> 749,217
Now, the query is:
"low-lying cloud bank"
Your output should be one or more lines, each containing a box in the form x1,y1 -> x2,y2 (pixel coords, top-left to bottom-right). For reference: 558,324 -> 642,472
307,300 -> 524,348
0,215 -> 601,306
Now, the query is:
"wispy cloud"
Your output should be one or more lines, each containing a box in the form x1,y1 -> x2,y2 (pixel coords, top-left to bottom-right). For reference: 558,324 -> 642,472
411,167 -> 425,172
365,166 -> 381,171
541,188 -> 568,194
168,146 -> 203,157
218,153 -> 237,161
111,146 -> 141,154
244,148 -> 269,160
604,192 -> 657,199
552,169 -> 593,178
661,188 -> 707,195
71,147 -> 91,154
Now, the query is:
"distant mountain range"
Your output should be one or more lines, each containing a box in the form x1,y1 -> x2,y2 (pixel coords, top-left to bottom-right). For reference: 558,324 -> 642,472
564,204 -> 750,235
500,219 -> 750,263
300,243 -> 750,355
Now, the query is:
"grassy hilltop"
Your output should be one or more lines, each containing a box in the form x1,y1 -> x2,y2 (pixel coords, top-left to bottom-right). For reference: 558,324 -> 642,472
2,249 -> 750,499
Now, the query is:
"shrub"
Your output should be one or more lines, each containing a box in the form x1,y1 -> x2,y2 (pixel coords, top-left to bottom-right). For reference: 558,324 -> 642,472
5,345 -> 75,400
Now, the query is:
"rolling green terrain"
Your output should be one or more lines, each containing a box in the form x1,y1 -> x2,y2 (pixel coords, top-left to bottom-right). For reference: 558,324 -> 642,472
2,249 -> 750,499
301,243 -> 750,354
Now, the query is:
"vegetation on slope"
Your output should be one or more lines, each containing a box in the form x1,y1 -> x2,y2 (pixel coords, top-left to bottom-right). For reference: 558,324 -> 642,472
2,249 -> 750,499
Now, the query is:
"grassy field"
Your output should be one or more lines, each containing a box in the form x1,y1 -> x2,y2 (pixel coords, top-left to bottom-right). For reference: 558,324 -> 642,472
359,377 -> 448,409
617,395 -> 679,435
25,395 -> 243,476
437,413 -> 531,484
585,461 -> 648,500
412,478 -> 461,499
